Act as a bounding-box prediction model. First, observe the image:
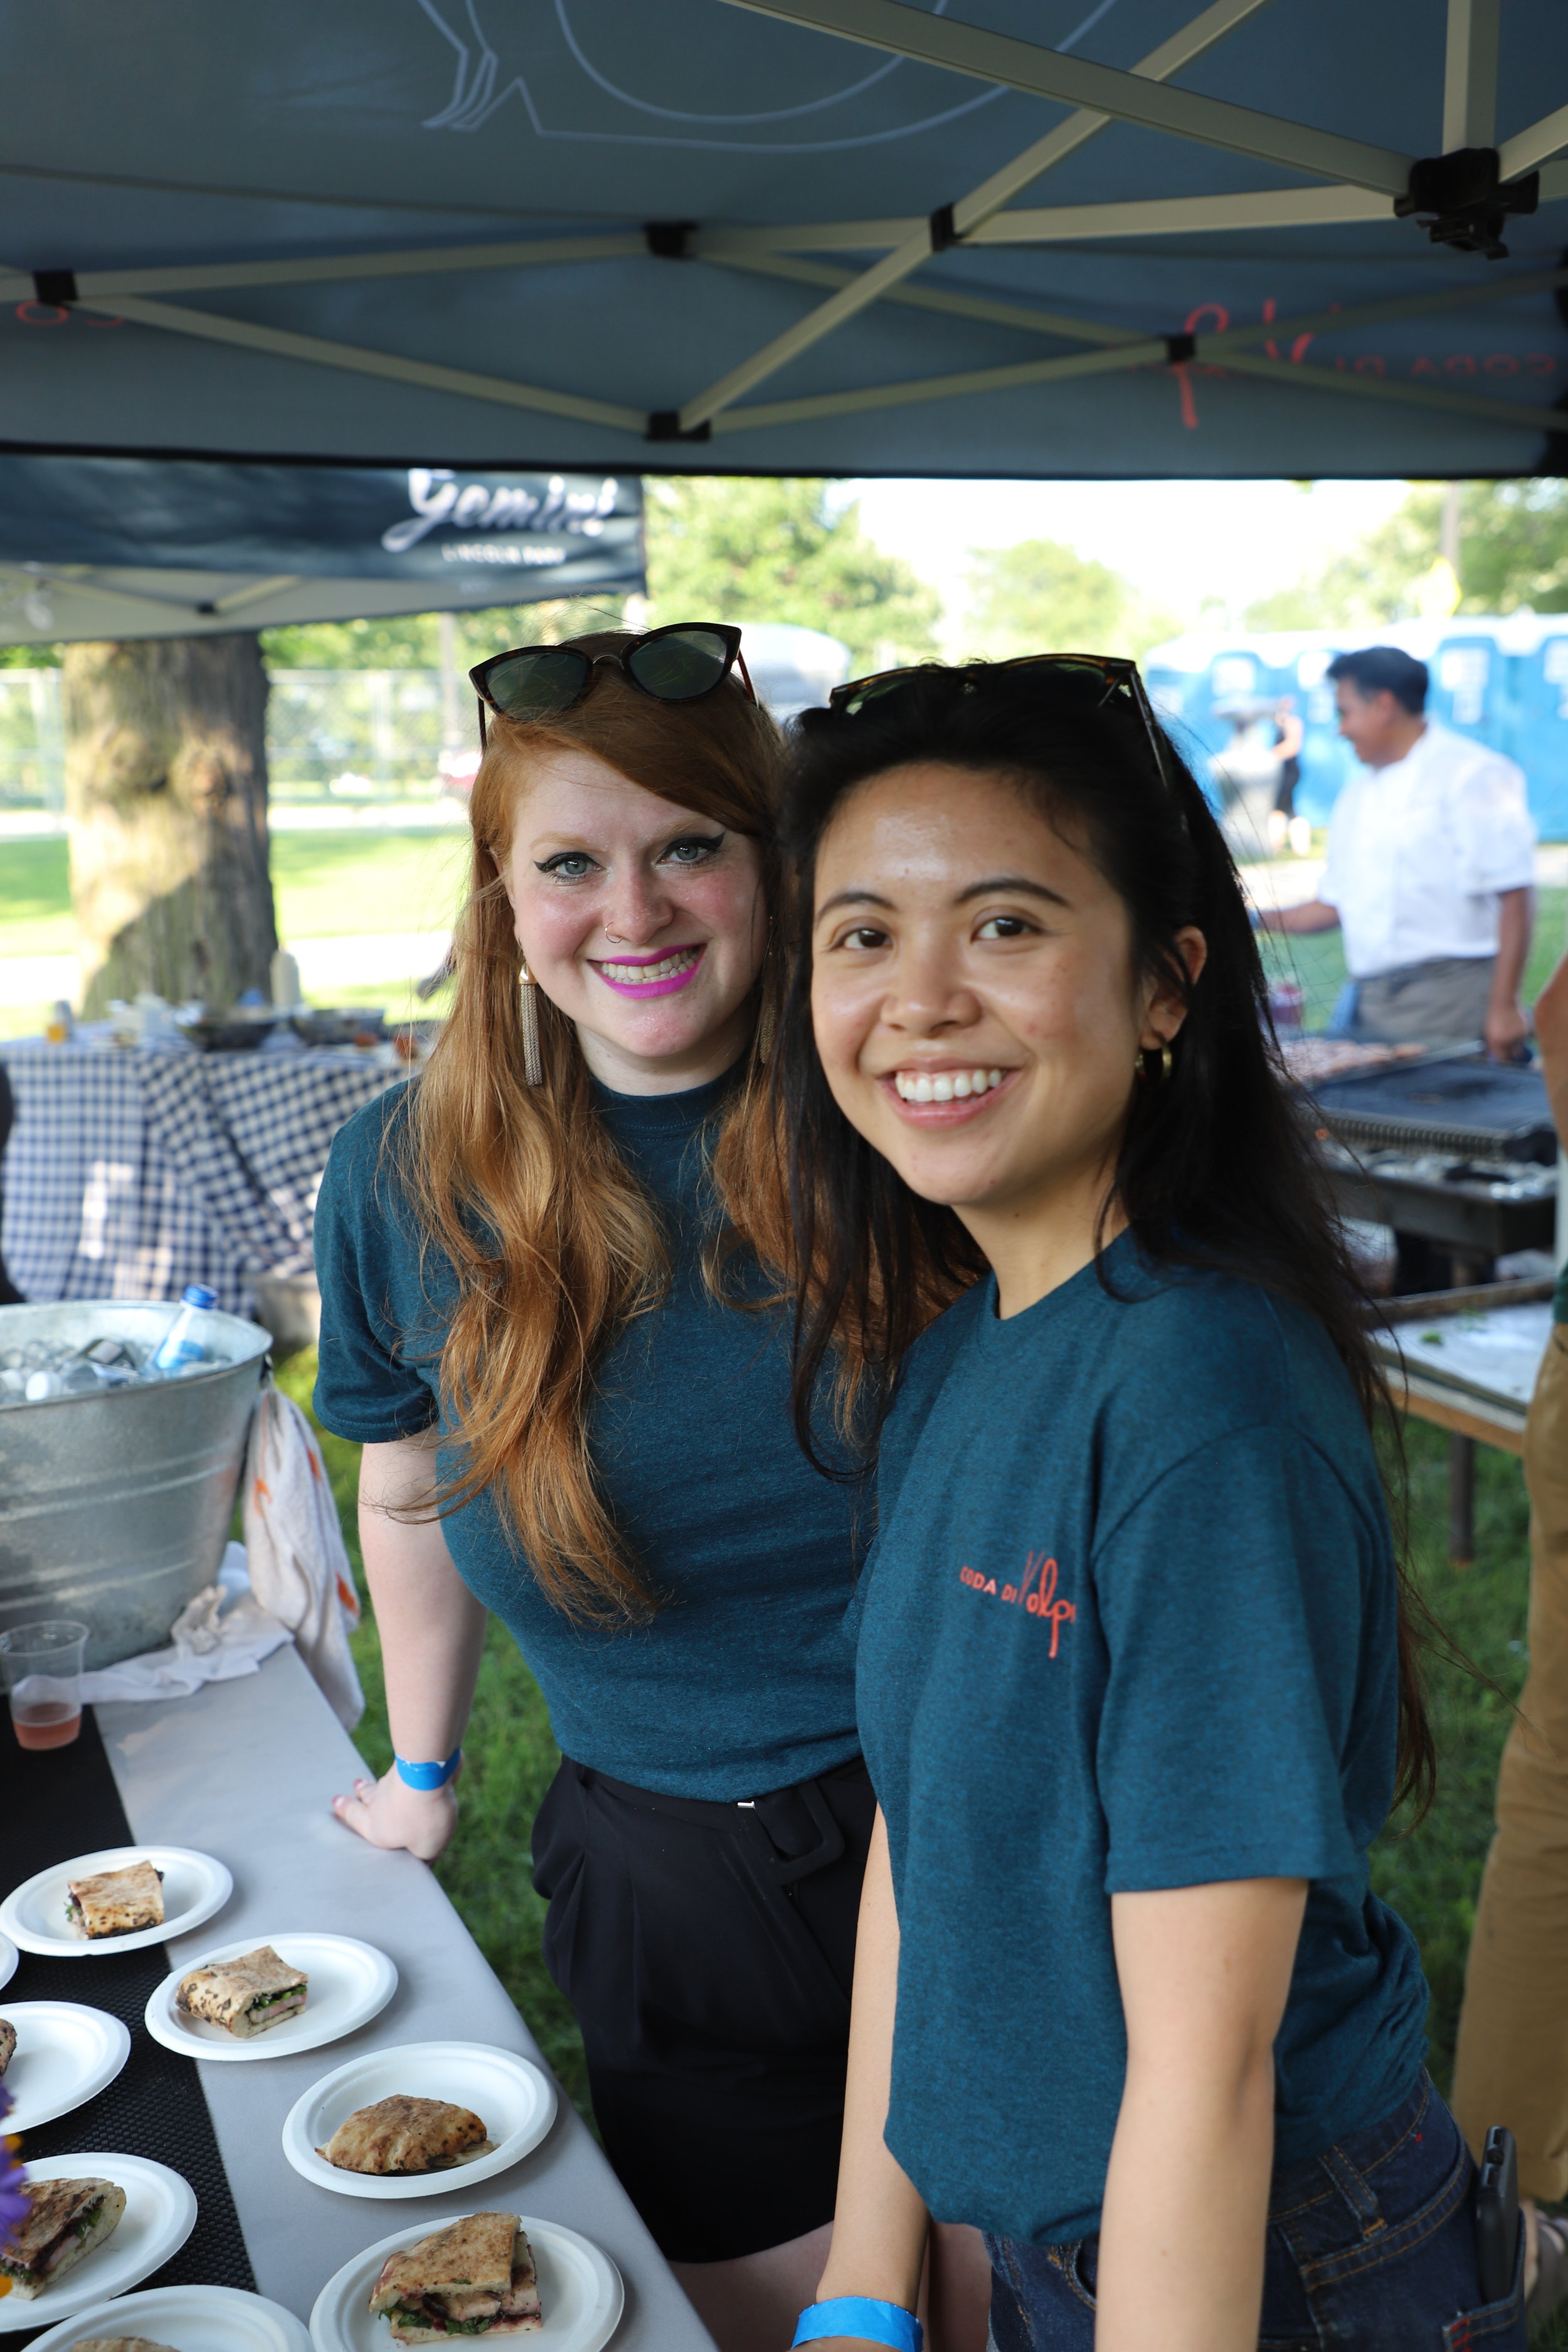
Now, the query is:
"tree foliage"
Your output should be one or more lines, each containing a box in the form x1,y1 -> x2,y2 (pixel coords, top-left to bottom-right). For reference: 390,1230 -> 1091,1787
258,597 -> 628,671
956,538 -> 1177,662
642,476 -> 939,667
1245,478 -> 1568,630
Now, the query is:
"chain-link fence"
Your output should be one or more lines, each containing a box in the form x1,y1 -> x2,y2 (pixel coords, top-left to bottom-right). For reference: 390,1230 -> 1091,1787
0,669 -> 467,812
0,671 -> 65,811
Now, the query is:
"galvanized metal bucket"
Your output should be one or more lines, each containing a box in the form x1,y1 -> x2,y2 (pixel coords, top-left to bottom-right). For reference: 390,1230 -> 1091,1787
0,1301 -> 270,1669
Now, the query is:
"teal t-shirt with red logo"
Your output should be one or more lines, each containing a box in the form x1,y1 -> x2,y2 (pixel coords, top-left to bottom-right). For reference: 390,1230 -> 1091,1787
853,1236 -> 1430,2247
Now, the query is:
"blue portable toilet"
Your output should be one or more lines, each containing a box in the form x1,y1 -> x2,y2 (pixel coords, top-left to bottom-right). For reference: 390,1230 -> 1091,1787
1502,615 -> 1568,840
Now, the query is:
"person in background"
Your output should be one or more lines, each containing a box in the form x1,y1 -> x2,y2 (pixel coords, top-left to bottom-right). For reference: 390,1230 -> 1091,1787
1264,695 -> 1308,858
1256,645 -> 1535,1059
1451,940 -> 1568,2329
310,627 -> 986,2352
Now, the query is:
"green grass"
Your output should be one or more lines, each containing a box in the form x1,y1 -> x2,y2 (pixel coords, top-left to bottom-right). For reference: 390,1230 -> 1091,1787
268,829 -> 467,940
1259,886 -> 1567,1032
272,1346 -> 592,2127
0,827 -> 464,947
0,835 -> 73,954
0,825 -> 465,1039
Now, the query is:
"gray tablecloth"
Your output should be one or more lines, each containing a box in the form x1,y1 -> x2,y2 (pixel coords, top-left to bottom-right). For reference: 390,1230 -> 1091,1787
0,1039 -> 389,1315
96,1643 -> 717,2349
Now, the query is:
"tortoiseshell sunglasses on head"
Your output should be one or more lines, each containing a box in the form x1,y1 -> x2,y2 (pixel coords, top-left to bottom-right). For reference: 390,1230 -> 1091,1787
828,651 -> 1177,795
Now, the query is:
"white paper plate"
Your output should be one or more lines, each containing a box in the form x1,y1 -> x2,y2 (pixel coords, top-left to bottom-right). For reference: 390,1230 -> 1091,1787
145,1933 -> 397,2063
1,1846 -> 232,1959
310,2214 -> 622,2352
0,2151 -> 198,2333
26,2282 -> 312,2352
0,2003 -> 132,2132
282,2042 -> 558,2200
0,1932 -> 16,1993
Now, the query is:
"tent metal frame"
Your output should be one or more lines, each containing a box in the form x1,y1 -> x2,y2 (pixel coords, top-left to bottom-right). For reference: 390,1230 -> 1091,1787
8,0 -> 1565,462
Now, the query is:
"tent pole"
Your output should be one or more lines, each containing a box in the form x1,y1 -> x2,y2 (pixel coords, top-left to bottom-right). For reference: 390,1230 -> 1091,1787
1444,0 -> 1500,151
714,0 -> 1412,192
95,294 -> 646,437
1499,102 -> 1568,181
672,0 -> 1278,434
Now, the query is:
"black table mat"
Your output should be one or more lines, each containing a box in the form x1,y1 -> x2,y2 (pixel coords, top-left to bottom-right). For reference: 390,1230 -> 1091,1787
3,1706 -> 255,2343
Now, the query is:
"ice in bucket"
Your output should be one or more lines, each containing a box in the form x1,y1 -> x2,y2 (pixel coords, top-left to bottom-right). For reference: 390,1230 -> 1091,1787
1,1619 -> 88,1751
0,1291 -> 228,1407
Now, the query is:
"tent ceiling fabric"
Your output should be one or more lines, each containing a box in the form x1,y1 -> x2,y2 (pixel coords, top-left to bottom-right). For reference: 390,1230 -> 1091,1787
0,0 -> 1562,478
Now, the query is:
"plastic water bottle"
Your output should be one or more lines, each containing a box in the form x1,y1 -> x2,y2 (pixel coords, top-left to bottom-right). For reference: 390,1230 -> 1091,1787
151,1284 -> 218,1374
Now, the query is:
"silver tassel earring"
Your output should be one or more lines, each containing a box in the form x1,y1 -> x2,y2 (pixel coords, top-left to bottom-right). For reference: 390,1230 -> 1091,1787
519,961 -> 544,1088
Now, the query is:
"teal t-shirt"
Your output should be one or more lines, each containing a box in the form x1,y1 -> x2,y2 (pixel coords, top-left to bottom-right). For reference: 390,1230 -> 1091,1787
854,1237 -> 1429,2246
312,1071 -> 864,1801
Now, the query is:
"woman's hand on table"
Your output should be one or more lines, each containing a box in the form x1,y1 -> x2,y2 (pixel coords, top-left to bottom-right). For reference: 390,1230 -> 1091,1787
332,1764 -> 460,1860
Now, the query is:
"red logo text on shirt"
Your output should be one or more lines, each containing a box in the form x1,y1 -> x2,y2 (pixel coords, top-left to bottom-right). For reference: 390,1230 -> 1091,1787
959,1550 -> 1076,1658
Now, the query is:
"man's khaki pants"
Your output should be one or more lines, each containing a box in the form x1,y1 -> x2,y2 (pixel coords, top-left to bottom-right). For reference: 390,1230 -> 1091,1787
1453,1324 -> 1568,2200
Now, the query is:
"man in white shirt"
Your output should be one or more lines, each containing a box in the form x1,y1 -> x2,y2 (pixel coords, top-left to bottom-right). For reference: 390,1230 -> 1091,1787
1260,645 -> 1535,1058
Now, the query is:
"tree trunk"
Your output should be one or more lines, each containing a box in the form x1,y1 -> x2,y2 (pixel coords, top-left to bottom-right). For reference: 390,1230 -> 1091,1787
63,634 -> 277,1015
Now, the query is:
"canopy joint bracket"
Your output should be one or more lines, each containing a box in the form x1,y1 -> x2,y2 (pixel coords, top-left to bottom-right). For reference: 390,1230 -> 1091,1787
645,410 -> 712,442
644,221 -> 699,260
32,268 -> 77,305
928,203 -> 963,252
1394,149 -> 1539,258
1164,332 -> 1197,364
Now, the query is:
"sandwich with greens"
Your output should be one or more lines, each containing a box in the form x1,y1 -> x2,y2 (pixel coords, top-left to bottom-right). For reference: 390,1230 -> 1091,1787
368,2212 -> 542,2339
0,2176 -> 126,2298
176,1944 -> 308,2037
65,1860 -> 164,1939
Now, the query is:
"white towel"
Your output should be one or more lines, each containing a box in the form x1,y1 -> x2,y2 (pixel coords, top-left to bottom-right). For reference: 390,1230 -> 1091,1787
80,1542 -> 293,1703
243,1381 -> 366,1729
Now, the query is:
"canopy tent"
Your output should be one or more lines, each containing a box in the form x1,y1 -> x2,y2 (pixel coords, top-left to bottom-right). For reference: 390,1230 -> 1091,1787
0,0 -> 1562,480
0,458 -> 642,640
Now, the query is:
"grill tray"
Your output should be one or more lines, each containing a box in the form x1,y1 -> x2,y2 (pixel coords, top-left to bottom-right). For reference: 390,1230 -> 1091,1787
1308,1055 -> 1557,1165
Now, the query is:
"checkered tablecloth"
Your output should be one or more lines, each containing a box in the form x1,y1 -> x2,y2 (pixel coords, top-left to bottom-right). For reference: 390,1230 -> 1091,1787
0,1038 -> 395,1315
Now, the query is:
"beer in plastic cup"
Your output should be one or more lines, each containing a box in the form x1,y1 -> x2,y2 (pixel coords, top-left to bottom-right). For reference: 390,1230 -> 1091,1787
0,1619 -> 88,1750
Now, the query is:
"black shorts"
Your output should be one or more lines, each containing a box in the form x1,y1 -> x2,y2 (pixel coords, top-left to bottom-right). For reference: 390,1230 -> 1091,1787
531,1752 -> 875,2262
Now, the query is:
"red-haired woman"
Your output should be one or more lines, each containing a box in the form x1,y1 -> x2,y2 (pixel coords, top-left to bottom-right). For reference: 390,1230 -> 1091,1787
310,629 -> 983,2352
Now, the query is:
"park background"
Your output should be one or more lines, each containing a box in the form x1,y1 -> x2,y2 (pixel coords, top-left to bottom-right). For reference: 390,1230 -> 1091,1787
6,473 -> 1568,2333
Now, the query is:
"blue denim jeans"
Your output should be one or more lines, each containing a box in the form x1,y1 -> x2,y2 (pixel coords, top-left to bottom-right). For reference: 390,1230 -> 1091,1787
986,2073 -> 1526,2351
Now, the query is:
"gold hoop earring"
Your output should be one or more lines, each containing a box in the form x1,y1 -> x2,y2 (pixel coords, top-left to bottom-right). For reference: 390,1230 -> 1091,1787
519,961 -> 544,1088
1138,1042 -> 1173,1083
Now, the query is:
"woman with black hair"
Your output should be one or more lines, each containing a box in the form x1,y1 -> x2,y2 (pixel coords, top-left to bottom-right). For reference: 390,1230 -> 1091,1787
774,660 -> 1522,2351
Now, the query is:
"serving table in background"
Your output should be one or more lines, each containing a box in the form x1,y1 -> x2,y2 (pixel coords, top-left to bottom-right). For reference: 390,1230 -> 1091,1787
0,1038 -> 391,1316
5,1643 -> 716,2350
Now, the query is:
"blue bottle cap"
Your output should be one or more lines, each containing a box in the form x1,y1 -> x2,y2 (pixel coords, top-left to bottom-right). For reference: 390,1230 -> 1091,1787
182,1285 -> 218,1309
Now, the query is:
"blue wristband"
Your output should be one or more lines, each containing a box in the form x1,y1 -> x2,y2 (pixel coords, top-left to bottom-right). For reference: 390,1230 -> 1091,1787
395,1745 -> 462,1791
792,2297 -> 923,2351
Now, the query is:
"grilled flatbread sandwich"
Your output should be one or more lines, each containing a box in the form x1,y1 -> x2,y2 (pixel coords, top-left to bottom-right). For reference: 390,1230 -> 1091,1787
176,1944 -> 307,2037
0,2016 -> 14,2075
0,2176 -> 126,2299
65,1859 -> 164,1939
75,2340 -> 181,2350
368,2211 -> 541,2339
320,2093 -> 492,2175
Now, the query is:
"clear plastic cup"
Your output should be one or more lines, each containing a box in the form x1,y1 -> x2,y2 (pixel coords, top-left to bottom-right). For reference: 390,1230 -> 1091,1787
0,1619 -> 88,1751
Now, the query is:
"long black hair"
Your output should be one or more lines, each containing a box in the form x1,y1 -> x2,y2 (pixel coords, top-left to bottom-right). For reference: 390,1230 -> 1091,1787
775,659 -> 1435,1819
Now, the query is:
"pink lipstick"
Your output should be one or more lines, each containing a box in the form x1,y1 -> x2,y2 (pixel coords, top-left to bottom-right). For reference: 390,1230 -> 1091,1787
591,945 -> 706,999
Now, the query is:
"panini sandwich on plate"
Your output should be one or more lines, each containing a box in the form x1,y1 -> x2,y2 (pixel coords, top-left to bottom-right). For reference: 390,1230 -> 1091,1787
0,2016 -> 14,2074
75,2340 -> 180,2350
176,1944 -> 308,2036
66,1861 -> 163,1940
369,2212 -> 541,2339
320,2094 -> 492,2176
0,2175 -> 126,2297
